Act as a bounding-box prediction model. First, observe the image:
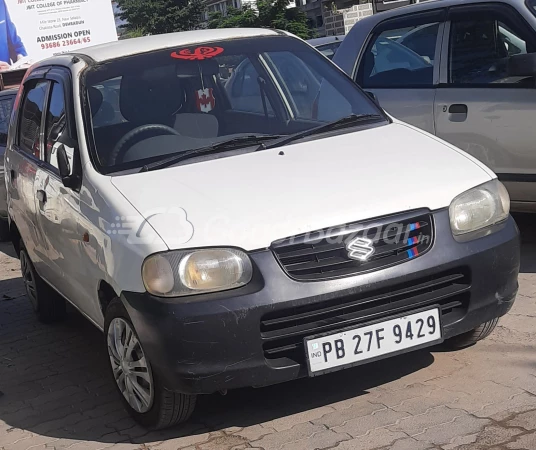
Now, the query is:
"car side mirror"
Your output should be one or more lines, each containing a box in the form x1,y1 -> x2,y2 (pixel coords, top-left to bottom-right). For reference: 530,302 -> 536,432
507,53 -> 536,77
365,91 -> 380,106
57,144 -> 77,189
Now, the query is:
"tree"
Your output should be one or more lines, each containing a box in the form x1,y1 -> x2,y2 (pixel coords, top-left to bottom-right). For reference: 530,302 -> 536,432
207,0 -> 314,40
115,0 -> 204,36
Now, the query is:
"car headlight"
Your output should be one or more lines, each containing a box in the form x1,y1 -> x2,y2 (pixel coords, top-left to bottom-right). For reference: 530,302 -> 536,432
142,248 -> 253,297
449,179 -> 510,236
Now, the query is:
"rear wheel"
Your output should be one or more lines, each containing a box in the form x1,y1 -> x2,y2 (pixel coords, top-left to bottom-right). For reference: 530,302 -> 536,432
19,242 -> 66,323
105,299 -> 196,429
445,318 -> 499,349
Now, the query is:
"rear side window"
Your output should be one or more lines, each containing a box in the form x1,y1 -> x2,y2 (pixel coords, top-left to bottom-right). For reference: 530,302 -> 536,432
227,58 -> 275,116
92,77 -> 125,127
19,81 -> 48,157
268,52 -> 322,120
359,22 -> 440,88
316,42 -> 342,60
0,96 -> 14,145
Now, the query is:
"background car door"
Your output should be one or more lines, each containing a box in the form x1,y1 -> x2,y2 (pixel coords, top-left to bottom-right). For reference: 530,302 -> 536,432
0,94 -> 16,219
6,80 -> 48,267
355,10 -> 445,134
434,4 -> 536,206
0,94 -> 15,153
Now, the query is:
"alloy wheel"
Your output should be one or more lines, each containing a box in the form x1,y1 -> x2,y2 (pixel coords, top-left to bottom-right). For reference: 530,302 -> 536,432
107,318 -> 154,413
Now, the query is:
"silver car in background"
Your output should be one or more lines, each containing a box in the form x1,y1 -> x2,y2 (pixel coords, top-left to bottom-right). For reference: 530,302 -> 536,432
0,88 -> 17,239
334,0 -> 536,212
307,35 -> 345,60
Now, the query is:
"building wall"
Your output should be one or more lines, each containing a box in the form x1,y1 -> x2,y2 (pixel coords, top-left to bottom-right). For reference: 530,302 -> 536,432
323,2 -> 372,36
204,0 -> 293,20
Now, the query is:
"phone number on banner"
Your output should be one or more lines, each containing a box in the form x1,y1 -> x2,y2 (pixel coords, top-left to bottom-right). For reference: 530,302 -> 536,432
41,37 -> 91,50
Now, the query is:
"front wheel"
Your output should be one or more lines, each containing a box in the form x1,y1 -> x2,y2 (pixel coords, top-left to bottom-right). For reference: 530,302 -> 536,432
444,318 -> 499,349
104,299 -> 196,429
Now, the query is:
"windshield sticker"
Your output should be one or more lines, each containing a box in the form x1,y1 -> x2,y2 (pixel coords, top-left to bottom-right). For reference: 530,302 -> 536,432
196,88 -> 216,113
171,46 -> 224,60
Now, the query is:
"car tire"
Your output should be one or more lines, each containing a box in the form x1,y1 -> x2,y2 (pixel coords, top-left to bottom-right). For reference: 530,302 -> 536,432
444,318 -> 499,349
0,219 -> 10,241
104,299 -> 196,430
19,241 -> 66,323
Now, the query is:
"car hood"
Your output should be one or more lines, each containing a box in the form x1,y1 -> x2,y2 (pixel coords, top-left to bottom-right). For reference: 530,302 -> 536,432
110,122 -> 493,251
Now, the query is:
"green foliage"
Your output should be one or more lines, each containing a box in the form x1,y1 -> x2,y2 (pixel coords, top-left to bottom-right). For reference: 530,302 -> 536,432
208,0 -> 314,40
116,0 -> 205,35
122,27 -> 145,39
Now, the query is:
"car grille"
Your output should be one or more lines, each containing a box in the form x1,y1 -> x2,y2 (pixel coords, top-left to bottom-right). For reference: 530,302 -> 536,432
261,271 -> 470,366
271,211 -> 433,281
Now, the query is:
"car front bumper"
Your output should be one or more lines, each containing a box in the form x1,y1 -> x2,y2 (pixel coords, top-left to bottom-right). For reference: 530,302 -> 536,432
121,210 -> 520,394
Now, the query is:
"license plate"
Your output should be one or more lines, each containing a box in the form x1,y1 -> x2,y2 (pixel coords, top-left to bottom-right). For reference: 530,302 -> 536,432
305,308 -> 442,374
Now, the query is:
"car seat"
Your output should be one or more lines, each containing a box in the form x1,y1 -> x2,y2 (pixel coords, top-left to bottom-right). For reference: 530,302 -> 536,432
173,58 -> 222,138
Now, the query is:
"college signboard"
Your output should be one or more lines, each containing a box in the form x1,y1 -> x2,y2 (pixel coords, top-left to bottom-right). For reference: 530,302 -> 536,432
0,0 -> 117,71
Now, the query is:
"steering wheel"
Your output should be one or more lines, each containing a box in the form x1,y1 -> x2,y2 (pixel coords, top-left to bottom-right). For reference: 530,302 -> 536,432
108,124 -> 181,166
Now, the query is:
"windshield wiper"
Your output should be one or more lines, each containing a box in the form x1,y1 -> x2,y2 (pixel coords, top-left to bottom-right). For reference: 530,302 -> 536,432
257,114 -> 383,151
139,135 -> 282,172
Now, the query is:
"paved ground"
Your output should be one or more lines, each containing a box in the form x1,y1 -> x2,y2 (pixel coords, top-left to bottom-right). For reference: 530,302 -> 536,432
0,214 -> 535,450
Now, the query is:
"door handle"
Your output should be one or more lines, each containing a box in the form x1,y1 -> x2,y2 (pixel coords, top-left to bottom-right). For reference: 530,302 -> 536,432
10,169 -> 15,182
36,189 -> 47,203
448,104 -> 468,114
448,104 -> 468,122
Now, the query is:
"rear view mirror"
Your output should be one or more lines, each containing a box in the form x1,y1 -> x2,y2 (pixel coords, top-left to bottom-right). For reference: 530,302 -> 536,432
507,53 -> 536,77
57,144 -> 76,189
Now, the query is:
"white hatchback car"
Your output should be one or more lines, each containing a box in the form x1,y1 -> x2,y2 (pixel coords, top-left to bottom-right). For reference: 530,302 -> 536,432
5,29 -> 520,430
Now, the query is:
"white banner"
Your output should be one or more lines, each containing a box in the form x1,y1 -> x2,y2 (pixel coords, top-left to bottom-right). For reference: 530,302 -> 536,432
0,0 -> 117,70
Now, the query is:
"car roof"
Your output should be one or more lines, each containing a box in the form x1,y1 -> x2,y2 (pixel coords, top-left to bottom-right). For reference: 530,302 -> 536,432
359,0 -> 527,24
307,35 -> 346,47
66,28 -> 284,64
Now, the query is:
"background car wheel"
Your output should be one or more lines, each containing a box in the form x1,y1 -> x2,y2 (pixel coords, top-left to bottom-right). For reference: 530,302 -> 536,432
444,318 -> 499,349
105,299 -> 196,430
19,241 -> 66,323
0,219 -> 10,241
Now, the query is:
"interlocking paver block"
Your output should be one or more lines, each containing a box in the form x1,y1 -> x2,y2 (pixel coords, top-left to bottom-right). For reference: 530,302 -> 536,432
233,424 -> 276,441
507,431 -> 536,449
409,413 -> 490,446
506,409 -> 536,431
252,422 -> 350,450
333,408 -> 410,438
329,428 -> 407,450
313,401 -> 386,428
389,405 -> 467,436
262,405 -> 335,431
445,424 -> 524,449
153,431 -> 210,449
388,437 -> 436,450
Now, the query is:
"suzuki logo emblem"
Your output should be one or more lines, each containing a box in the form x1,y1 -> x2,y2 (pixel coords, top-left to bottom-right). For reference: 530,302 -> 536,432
346,237 -> 375,262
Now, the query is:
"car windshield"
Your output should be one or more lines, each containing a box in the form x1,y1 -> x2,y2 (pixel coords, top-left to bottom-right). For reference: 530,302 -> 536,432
83,35 -> 385,173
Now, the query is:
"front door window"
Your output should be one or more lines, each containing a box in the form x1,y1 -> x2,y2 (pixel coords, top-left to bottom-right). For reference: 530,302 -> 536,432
18,81 -> 48,158
359,20 -> 441,88
448,11 -> 536,85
